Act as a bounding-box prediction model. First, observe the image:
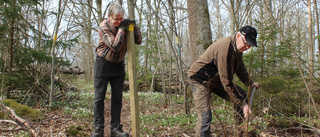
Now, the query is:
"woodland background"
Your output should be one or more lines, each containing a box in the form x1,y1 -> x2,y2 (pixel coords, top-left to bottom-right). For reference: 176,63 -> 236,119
1,0 -> 320,136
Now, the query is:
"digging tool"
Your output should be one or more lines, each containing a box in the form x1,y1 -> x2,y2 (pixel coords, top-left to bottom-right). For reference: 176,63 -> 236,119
246,86 -> 257,122
249,87 -> 257,109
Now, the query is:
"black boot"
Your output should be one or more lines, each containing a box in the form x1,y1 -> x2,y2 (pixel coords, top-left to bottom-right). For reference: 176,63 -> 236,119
91,126 -> 104,137
111,124 -> 129,137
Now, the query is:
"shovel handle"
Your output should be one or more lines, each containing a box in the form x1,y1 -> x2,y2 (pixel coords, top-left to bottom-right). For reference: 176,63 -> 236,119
249,87 -> 256,109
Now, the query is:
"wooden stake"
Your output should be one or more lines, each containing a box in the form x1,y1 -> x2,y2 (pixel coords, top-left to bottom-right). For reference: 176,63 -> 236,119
127,23 -> 140,136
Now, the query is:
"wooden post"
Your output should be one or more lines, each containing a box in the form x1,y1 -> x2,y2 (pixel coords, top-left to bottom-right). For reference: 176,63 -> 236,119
127,23 -> 140,136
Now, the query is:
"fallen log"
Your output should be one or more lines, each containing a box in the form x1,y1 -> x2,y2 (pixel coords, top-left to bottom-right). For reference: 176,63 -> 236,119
57,66 -> 85,74
0,98 -> 36,137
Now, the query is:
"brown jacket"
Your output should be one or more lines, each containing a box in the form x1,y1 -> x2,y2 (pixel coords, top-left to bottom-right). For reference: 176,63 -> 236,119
188,35 -> 253,104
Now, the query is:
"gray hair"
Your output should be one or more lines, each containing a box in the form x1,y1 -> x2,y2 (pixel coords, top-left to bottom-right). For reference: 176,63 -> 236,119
108,3 -> 124,16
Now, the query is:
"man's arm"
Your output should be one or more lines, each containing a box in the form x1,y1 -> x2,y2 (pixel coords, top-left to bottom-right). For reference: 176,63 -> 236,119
217,46 -> 246,107
235,60 -> 254,87
99,20 -> 126,52
134,25 -> 142,44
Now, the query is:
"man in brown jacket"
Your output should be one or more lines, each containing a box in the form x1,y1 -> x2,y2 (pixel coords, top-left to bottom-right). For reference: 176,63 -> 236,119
188,26 -> 260,137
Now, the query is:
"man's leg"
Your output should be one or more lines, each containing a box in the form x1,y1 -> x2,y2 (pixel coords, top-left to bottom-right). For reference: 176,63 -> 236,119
110,75 -> 128,137
93,75 -> 109,136
109,75 -> 125,128
191,83 -> 212,137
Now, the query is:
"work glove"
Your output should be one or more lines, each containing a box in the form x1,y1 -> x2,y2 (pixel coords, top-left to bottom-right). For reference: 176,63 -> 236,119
119,19 -> 135,29
128,19 -> 135,25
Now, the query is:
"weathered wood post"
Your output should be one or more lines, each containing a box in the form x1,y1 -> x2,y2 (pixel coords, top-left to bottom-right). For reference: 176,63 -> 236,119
127,23 -> 140,136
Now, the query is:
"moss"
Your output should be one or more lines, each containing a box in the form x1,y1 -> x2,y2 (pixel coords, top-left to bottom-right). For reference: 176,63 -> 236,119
0,111 -> 7,119
1,99 -> 43,121
66,125 -> 89,137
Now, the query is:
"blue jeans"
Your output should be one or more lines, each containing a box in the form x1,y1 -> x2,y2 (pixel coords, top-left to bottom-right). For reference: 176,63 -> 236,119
93,56 -> 125,129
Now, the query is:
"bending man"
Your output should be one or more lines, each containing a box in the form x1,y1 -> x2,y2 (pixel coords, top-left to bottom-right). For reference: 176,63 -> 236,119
188,26 -> 260,137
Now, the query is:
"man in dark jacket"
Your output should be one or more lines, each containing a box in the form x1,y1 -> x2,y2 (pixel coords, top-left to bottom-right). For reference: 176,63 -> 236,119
91,3 -> 142,137
188,26 -> 260,137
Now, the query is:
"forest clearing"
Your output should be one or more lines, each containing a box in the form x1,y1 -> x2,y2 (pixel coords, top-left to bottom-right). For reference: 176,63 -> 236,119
1,0 -> 320,136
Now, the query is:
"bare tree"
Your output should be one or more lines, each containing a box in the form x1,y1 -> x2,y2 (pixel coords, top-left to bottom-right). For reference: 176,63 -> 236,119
187,0 -> 212,62
81,0 -> 94,83
221,0 -> 241,32
307,0 -> 314,74
315,0 -> 320,64
96,0 -> 103,23
50,0 -> 63,107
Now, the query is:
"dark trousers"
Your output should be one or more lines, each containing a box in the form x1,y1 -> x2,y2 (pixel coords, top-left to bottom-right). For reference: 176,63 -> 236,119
93,56 -> 125,129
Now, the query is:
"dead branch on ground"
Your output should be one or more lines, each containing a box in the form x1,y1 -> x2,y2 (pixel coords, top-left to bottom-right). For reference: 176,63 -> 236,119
0,98 -> 36,137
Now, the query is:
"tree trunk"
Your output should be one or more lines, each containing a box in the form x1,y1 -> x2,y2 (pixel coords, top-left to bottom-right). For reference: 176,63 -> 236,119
145,0 -> 150,92
96,0 -> 103,23
6,1 -> 17,99
168,0 -> 175,106
81,0 -> 94,83
228,0 -> 241,32
307,0 -> 314,74
50,0 -> 62,107
259,0 -> 265,77
215,0 -> 223,40
315,0 -> 320,64
187,0 -> 212,62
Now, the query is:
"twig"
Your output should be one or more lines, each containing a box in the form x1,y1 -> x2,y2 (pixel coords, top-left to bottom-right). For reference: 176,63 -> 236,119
0,98 -> 36,137
262,97 -> 320,134
0,120 -> 23,132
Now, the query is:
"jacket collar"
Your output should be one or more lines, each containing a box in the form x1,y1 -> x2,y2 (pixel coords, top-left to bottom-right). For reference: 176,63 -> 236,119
231,33 -> 242,55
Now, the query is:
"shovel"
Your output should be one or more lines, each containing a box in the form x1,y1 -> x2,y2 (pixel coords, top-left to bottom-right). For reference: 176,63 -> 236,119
246,86 -> 256,122
249,87 -> 257,109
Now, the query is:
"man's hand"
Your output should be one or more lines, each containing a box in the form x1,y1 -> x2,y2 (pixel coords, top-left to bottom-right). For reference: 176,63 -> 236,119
119,19 -> 135,29
119,19 -> 130,29
128,19 -> 135,24
252,82 -> 260,89
243,104 -> 252,119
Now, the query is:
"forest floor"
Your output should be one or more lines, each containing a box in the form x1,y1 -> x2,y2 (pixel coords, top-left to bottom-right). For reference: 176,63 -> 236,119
2,90 -> 320,136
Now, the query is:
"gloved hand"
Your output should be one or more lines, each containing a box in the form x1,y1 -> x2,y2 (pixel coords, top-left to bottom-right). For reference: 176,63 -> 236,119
119,19 -> 135,29
128,19 -> 135,25
119,19 -> 130,29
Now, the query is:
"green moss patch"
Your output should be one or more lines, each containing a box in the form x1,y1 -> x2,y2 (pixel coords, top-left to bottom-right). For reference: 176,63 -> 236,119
0,99 -> 43,121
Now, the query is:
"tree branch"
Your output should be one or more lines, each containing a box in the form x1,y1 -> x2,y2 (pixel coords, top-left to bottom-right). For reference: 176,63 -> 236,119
0,99 -> 36,137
